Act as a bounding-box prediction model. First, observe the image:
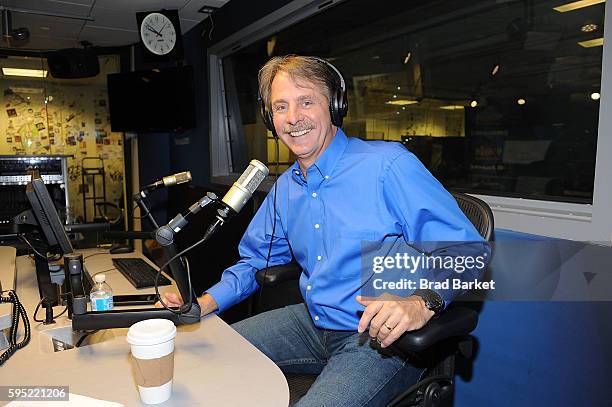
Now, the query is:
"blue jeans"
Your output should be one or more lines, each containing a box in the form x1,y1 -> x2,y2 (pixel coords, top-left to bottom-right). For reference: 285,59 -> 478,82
232,303 -> 424,407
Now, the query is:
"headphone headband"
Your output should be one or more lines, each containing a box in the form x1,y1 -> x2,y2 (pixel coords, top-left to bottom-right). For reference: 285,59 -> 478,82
312,57 -> 346,95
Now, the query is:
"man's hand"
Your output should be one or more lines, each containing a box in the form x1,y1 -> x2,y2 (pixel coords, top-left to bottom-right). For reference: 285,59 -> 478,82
155,293 -> 219,317
356,293 -> 435,348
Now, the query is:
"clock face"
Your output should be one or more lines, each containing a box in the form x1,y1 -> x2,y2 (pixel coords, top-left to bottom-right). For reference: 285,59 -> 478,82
140,13 -> 177,56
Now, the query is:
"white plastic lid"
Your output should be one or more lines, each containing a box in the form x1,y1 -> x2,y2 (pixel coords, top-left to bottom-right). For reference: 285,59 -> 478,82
127,319 -> 177,346
94,274 -> 106,283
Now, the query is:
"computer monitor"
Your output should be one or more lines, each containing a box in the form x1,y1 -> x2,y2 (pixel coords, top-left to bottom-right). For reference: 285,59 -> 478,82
25,178 -> 74,255
15,178 -> 74,312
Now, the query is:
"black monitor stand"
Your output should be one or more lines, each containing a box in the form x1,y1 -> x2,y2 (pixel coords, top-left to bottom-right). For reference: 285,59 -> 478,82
13,210 -> 62,325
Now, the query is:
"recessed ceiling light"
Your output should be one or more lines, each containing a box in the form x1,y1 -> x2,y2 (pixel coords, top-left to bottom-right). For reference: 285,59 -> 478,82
491,64 -> 500,76
517,98 -> 526,105
470,100 -> 478,108
581,23 -> 598,32
396,86 -> 401,90
591,92 -> 601,100
386,100 -> 419,106
403,53 -> 411,64
578,37 -> 604,47
553,0 -> 605,13
393,94 -> 397,98
10,86 -> 44,93
2,68 -> 48,78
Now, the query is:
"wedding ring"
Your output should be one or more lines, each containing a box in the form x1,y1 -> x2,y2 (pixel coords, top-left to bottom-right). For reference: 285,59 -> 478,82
384,322 -> 393,331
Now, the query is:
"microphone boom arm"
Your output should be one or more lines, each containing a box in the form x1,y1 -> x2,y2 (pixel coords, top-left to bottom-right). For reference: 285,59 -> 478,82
155,192 -> 218,246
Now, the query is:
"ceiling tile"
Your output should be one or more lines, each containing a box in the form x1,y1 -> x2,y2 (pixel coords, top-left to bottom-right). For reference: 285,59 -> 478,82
12,13 -> 84,38
94,0 -> 189,13
2,0 -> 91,16
79,25 -> 138,46
179,18 -> 201,34
87,7 -> 138,31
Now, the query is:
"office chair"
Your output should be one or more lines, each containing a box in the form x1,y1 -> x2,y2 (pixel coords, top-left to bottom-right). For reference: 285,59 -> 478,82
255,192 -> 494,406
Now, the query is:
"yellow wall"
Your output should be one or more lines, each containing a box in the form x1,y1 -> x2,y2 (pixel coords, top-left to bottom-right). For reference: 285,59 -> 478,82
0,79 -> 125,222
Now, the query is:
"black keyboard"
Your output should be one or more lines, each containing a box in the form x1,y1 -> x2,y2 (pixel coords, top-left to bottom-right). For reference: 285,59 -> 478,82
112,258 -> 172,289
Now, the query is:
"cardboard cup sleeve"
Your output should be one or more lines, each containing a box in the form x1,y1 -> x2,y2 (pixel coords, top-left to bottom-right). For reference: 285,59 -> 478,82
131,351 -> 175,387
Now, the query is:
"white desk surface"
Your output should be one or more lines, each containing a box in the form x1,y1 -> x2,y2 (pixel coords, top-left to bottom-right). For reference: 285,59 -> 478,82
0,248 -> 289,407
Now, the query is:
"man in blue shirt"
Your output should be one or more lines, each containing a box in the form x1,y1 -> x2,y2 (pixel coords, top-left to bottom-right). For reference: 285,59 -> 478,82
163,55 -> 490,406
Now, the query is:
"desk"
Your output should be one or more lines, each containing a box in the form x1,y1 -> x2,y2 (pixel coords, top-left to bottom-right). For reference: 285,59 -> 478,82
0,248 -> 289,406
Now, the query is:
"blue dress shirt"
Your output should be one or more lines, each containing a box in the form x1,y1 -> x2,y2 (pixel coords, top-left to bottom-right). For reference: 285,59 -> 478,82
206,129 -> 490,330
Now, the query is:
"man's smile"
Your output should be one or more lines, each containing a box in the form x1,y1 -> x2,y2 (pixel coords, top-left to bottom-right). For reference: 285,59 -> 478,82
289,128 -> 312,137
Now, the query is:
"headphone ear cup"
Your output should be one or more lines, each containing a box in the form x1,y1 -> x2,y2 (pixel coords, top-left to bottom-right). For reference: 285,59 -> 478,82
329,87 -> 345,127
339,88 -> 348,121
259,96 -> 279,140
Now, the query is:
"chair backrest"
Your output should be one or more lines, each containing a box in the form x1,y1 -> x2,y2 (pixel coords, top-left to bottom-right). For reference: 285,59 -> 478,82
451,192 -> 494,241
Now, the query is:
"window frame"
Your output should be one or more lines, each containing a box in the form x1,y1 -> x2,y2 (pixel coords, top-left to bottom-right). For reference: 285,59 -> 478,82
208,0 -> 612,243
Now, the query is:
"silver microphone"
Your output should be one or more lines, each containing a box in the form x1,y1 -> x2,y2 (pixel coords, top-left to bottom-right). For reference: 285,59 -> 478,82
220,160 -> 269,216
162,171 -> 192,187
140,171 -> 192,195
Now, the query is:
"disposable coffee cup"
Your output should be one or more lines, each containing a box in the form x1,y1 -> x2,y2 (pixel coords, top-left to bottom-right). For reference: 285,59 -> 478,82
127,319 -> 177,404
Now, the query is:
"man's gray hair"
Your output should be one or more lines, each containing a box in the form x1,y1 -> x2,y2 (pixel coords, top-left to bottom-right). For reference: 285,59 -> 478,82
258,55 -> 336,112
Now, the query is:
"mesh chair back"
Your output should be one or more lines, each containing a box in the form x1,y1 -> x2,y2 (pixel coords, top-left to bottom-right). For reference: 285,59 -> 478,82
451,192 -> 494,241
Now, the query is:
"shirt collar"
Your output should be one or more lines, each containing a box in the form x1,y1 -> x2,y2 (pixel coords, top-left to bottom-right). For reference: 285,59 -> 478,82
290,128 -> 349,184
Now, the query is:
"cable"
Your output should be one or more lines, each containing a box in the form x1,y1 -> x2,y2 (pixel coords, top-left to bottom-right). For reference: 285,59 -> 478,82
18,234 -> 47,259
0,290 -> 31,366
32,296 -> 68,323
83,252 -> 107,261
75,330 -> 99,347
208,13 -> 215,41
132,203 -> 151,220
154,215 -> 229,317
257,137 -> 281,312
90,267 -> 118,280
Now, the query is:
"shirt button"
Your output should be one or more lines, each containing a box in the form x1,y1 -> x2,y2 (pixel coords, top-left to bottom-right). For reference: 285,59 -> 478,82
317,255 -> 321,261
314,315 -> 319,321
314,223 -> 320,229
311,192 -> 317,198
307,285 -> 312,290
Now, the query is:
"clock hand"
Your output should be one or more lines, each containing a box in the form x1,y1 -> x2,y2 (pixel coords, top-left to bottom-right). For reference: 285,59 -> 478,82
159,23 -> 167,34
145,23 -> 162,37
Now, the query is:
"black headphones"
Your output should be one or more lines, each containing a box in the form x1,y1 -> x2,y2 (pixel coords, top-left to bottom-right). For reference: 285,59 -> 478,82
259,57 -> 348,140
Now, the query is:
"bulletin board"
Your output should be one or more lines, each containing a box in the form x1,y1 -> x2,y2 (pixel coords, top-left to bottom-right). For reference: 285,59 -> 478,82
0,79 -> 125,222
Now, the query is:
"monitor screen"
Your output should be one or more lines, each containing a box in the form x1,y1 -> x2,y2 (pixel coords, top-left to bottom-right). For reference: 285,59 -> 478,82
107,66 -> 196,132
25,178 -> 73,255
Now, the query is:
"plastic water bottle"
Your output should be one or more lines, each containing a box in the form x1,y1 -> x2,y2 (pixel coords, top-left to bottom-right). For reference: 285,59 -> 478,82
90,274 -> 114,311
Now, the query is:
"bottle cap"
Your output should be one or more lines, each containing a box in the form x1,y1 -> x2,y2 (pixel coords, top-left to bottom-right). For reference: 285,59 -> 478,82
94,274 -> 106,283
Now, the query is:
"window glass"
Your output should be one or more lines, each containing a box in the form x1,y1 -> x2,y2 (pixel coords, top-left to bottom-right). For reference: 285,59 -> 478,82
222,0 -> 604,203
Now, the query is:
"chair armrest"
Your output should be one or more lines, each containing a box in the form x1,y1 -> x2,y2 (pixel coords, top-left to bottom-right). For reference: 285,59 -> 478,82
393,305 -> 478,354
255,262 -> 302,287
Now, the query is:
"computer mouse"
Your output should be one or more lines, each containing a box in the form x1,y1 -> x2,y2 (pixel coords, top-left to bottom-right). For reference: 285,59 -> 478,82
109,245 -> 133,254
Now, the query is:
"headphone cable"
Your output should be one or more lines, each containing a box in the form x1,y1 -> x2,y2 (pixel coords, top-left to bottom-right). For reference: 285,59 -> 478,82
257,137 -> 280,312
